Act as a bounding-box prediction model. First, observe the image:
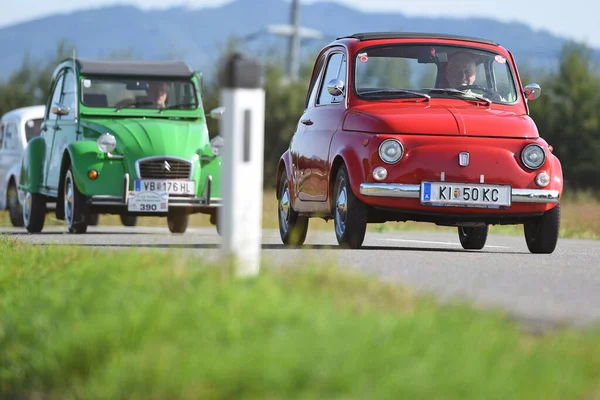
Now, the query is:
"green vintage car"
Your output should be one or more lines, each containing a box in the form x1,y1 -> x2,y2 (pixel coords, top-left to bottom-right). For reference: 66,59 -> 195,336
18,58 -> 224,234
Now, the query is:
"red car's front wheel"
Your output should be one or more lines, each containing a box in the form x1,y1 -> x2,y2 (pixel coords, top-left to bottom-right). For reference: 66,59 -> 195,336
333,165 -> 367,249
524,203 -> 561,254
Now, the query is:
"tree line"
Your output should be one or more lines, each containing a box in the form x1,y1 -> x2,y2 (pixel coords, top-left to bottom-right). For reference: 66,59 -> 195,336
0,39 -> 598,196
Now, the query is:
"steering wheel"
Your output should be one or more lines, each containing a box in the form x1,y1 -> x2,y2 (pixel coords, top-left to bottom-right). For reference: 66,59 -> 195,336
459,85 -> 497,99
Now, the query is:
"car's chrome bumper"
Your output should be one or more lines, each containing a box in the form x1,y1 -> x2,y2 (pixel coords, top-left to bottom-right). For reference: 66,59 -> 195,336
359,183 -> 560,203
89,196 -> 223,207
88,174 -> 222,208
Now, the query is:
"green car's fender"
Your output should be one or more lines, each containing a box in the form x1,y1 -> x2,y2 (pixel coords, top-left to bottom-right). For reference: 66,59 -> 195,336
61,140 -> 126,197
19,137 -> 46,193
198,156 -> 222,198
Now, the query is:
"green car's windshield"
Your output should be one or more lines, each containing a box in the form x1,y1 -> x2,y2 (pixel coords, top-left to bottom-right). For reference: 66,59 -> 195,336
80,76 -> 199,110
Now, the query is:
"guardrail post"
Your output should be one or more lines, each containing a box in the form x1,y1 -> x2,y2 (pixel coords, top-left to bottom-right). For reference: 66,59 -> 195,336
218,52 -> 265,277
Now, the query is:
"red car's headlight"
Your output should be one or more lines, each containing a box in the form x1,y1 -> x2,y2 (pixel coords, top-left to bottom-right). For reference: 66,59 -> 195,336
378,139 -> 404,164
521,143 -> 546,170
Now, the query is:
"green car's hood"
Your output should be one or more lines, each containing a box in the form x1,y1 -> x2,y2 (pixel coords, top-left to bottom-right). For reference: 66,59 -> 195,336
82,118 -> 209,159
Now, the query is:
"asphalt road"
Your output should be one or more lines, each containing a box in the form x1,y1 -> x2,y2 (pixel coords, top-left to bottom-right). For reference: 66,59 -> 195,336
4,225 -> 600,332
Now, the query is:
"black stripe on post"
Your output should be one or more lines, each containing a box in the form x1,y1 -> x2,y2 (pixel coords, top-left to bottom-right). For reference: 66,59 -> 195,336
243,109 -> 251,162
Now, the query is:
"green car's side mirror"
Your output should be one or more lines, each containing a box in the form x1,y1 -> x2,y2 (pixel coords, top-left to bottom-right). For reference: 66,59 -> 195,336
194,71 -> 203,94
210,106 -> 225,120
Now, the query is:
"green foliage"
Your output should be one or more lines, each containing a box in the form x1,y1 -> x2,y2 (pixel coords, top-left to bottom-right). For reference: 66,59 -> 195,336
525,41 -> 600,195
0,40 -> 75,116
1,237 -> 600,399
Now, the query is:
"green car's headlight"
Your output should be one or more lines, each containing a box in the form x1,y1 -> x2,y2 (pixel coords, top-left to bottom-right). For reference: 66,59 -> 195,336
210,135 -> 224,156
98,133 -> 117,153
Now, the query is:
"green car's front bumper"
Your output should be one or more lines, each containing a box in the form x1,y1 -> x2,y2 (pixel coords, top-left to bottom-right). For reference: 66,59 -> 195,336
87,173 -> 222,215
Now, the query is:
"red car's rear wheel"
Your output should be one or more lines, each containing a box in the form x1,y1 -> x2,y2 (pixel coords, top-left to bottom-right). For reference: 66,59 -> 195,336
278,174 -> 308,246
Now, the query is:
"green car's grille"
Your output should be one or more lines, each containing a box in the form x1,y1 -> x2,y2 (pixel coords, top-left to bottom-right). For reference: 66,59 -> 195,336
137,158 -> 192,179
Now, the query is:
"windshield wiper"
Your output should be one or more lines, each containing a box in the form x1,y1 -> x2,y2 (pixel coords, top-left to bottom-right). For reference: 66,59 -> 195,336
422,88 -> 491,106
358,89 -> 431,101
115,101 -> 154,111
161,103 -> 197,111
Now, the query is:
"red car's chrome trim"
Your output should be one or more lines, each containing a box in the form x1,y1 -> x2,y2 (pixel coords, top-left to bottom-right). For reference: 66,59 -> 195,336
511,189 -> 560,203
359,183 -> 559,203
359,183 -> 420,198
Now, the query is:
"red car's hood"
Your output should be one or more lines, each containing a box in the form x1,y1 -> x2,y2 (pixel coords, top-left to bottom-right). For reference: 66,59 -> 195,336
342,103 -> 539,138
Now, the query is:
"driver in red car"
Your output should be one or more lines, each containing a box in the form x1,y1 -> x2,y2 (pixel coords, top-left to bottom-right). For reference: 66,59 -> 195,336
446,52 -> 477,88
446,52 -> 505,101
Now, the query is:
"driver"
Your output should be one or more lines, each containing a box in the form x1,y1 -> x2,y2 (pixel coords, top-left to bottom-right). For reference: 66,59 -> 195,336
446,53 -> 477,89
146,81 -> 169,108
115,81 -> 169,109
445,52 -> 504,101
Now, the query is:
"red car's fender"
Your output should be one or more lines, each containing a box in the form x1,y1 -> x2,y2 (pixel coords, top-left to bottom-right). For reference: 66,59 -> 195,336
546,152 -> 564,199
276,149 -> 295,201
328,130 -> 377,205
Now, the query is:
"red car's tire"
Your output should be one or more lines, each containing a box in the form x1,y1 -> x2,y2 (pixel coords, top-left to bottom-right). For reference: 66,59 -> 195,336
277,173 -> 308,246
333,165 -> 367,249
524,203 -> 560,254
458,226 -> 489,250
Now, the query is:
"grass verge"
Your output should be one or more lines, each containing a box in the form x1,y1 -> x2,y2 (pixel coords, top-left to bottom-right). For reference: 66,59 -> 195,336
0,237 -> 599,399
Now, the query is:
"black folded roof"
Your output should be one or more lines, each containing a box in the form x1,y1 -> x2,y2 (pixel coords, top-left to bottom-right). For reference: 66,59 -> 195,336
75,58 -> 194,78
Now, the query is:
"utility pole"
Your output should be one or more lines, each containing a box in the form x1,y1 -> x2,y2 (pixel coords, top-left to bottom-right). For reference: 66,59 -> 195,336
287,0 -> 301,82
240,0 -> 322,83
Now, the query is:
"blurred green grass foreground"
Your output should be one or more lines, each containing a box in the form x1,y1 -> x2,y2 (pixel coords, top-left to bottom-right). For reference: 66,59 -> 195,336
1,236 -> 599,399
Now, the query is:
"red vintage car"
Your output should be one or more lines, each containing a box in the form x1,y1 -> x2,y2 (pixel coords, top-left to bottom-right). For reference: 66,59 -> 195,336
276,32 -> 562,253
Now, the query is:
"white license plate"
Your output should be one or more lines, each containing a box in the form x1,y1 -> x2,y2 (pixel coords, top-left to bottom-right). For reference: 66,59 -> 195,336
134,179 -> 195,195
127,191 -> 169,212
420,181 -> 511,208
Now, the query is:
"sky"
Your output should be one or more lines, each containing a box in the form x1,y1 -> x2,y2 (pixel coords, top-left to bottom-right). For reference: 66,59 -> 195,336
2,0 -> 599,48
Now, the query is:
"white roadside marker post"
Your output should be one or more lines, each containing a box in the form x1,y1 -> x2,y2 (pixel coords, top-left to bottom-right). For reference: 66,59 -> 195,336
219,53 -> 265,277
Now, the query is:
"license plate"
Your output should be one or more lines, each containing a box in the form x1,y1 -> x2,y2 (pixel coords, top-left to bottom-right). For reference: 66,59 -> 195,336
134,179 -> 195,195
127,191 -> 169,212
420,181 -> 511,208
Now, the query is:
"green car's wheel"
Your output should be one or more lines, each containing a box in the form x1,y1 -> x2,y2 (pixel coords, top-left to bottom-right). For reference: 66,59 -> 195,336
88,213 -> 100,226
210,212 -> 222,236
167,212 -> 189,234
120,215 -> 138,227
23,191 -> 47,233
64,167 -> 89,234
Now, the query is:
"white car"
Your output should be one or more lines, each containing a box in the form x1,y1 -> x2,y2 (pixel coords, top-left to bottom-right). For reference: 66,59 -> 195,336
0,105 -> 45,226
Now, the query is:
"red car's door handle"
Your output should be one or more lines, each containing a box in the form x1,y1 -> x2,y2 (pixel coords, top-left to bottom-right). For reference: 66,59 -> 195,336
300,118 -> 313,126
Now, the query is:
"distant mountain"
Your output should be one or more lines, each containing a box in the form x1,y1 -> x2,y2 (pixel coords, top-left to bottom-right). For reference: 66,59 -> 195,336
0,0 -> 596,82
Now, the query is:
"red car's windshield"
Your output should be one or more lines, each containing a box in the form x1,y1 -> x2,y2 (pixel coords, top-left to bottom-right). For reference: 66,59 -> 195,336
353,44 -> 519,104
